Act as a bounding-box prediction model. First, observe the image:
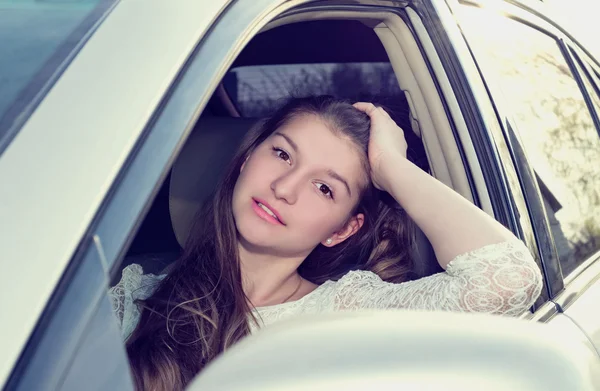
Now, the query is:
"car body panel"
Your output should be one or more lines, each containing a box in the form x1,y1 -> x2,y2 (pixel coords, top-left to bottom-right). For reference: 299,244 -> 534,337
0,0 -> 230,385
546,311 -> 599,356
557,257 -> 600,354
565,278 -> 600,354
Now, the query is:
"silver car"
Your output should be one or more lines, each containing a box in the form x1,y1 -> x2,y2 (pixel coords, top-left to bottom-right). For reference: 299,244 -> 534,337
1,0 -> 599,389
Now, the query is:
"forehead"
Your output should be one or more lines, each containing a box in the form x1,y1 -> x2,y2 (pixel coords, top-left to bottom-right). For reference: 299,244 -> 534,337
270,114 -> 368,188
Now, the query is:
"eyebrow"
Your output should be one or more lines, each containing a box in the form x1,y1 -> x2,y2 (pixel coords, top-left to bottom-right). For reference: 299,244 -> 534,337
326,169 -> 352,198
274,131 -> 352,198
274,131 -> 298,152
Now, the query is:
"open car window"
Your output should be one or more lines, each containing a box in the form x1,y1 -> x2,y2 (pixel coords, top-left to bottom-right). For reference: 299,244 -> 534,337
222,62 -> 404,117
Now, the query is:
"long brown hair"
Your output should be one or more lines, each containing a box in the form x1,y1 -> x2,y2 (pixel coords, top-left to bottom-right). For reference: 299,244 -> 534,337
126,96 -> 416,390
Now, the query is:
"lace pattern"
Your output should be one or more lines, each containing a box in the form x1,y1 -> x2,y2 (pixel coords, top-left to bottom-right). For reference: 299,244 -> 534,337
108,264 -> 166,340
332,240 -> 542,316
108,240 -> 543,337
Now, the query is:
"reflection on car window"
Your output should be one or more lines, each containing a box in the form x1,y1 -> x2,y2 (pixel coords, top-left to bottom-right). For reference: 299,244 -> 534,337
223,62 -> 403,117
0,0 -> 115,155
458,7 -> 600,277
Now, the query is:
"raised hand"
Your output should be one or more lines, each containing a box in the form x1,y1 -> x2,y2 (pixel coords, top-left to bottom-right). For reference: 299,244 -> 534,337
353,102 -> 408,192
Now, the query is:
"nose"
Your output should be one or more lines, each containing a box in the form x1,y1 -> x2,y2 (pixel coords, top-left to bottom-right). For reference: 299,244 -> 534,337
271,170 -> 301,205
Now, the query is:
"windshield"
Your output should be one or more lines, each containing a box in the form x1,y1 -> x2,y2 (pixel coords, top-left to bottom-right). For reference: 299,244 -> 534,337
0,0 -> 116,155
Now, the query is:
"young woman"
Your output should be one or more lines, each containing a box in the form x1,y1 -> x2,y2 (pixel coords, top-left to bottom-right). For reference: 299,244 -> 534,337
110,96 -> 542,390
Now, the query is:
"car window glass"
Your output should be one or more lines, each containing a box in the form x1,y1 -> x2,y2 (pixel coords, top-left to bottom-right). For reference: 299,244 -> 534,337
222,62 -> 402,117
457,6 -> 600,277
0,0 -> 115,156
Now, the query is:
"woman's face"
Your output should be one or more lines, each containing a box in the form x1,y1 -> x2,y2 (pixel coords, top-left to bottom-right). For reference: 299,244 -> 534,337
232,114 -> 367,257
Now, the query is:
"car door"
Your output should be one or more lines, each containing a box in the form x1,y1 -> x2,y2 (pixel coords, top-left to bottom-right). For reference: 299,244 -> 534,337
447,0 -> 600,352
550,46 -> 600,353
0,0 -> 232,389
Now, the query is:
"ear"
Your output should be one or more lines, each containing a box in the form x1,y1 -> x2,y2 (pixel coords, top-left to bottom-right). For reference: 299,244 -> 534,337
323,213 -> 365,247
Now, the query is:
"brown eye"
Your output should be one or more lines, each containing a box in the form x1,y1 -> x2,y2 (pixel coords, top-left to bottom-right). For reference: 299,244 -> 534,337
278,150 -> 290,161
315,182 -> 333,199
273,147 -> 291,164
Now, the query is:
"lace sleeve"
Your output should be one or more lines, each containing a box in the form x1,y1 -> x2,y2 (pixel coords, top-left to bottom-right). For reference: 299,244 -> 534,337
334,240 -> 543,316
107,264 -> 165,340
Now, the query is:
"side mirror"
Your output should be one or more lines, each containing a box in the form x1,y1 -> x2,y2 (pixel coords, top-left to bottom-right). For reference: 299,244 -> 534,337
188,311 -> 600,390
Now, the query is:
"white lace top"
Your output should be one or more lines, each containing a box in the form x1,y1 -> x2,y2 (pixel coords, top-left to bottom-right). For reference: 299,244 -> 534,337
109,240 -> 543,340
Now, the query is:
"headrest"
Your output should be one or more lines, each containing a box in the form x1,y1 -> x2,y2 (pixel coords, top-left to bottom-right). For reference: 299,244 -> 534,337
169,117 -> 258,247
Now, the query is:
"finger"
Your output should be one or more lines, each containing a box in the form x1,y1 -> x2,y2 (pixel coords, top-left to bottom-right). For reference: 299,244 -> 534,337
353,102 -> 379,116
354,103 -> 393,121
377,106 -> 392,119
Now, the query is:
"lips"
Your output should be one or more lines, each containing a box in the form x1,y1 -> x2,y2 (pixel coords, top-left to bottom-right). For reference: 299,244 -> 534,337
252,198 -> 285,226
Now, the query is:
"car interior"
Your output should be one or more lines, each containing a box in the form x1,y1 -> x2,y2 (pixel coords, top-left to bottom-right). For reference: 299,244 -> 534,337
112,9 -> 492,285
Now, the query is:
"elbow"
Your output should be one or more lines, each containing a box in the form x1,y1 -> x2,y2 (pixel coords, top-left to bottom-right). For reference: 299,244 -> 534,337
464,245 -> 544,316
495,251 -> 544,316
519,260 -> 544,313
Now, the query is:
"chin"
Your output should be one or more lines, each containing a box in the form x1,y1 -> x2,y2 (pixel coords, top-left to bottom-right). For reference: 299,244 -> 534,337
234,209 -> 273,246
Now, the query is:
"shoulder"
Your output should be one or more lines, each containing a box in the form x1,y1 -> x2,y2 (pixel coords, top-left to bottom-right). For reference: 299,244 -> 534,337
108,263 -> 166,340
109,263 -> 166,299
338,269 -> 382,281
330,269 -> 419,297
333,270 -> 386,290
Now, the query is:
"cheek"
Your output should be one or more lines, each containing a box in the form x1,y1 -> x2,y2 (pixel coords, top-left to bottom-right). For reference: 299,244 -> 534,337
292,200 -> 347,236
237,154 -> 271,187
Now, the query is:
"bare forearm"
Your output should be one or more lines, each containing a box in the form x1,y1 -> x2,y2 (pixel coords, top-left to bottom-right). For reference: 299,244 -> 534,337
385,157 -> 516,269
351,101 -> 516,268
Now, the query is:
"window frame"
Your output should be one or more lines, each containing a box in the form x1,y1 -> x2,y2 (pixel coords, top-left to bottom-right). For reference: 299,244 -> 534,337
568,45 -> 600,138
453,0 -> 600,306
431,0 -> 554,311
562,42 -> 600,134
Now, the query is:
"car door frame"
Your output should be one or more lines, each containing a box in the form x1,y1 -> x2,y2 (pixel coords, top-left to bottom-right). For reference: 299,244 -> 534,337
417,0 -> 562,316
443,0 -> 600,322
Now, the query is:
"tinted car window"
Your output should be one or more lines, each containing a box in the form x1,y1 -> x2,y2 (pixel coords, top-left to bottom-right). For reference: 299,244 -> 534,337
223,62 -> 403,117
458,7 -> 600,277
0,0 -> 115,155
